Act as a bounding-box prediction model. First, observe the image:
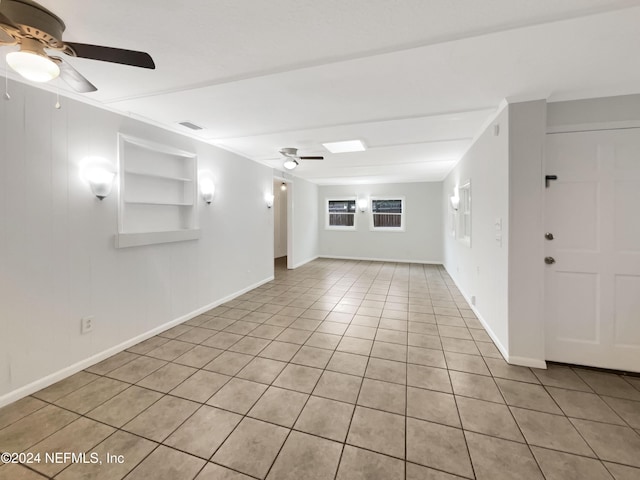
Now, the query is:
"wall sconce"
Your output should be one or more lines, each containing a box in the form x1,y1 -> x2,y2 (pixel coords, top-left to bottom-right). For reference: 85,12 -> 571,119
280,182 -> 287,191
357,198 -> 368,212
80,159 -> 116,200
265,193 -> 275,208
199,172 -> 216,204
450,195 -> 460,211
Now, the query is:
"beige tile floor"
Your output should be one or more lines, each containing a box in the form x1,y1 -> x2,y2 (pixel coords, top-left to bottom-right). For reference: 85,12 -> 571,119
1,258 -> 640,479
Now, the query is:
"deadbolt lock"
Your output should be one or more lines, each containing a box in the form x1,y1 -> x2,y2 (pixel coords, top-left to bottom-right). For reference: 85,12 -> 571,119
544,257 -> 556,265
545,232 -> 554,240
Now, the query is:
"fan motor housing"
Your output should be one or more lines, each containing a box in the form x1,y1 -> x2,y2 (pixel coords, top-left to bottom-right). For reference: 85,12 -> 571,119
280,147 -> 298,156
1,0 -> 66,47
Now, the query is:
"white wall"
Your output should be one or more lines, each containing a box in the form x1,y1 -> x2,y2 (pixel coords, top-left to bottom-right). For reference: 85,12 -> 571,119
507,100 -> 546,365
0,81 -> 274,404
318,182 -> 442,263
443,101 -> 548,368
273,181 -> 287,258
548,94 -> 640,129
289,176 -> 319,268
443,106 -> 511,356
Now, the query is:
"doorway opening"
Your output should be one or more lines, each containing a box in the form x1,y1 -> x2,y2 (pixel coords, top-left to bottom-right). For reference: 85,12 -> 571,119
273,179 -> 289,269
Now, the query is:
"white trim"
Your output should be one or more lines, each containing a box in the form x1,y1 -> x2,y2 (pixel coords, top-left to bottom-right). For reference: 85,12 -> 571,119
325,197 -> 357,231
369,196 -> 406,232
117,133 -> 199,245
319,255 -> 441,264
457,181 -> 471,247
452,288 -> 509,362
508,356 -> 548,369
443,265 -> 548,370
289,255 -> 320,269
547,121 -> 640,134
286,179 -> 294,269
0,275 -> 274,408
118,134 -> 197,158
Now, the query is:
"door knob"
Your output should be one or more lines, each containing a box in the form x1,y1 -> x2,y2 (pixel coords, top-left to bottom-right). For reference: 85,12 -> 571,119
544,257 -> 556,265
545,232 -> 554,240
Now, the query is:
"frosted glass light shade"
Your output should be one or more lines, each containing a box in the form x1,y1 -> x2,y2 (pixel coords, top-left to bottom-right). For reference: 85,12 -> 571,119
6,51 -> 60,83
265,193 -> 274,208
358,198 -> 368,212
200,178 -> 215,204
83,166 -> 115,200
283,159 -> 298,170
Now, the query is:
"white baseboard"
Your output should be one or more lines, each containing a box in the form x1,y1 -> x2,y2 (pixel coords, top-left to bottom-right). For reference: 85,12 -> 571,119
0,275 -> 274,408
458,291 -> 510,363
507,356 -> 547,369
441,266 -> 547,370
318,255 -> 442,265
289,256 -> 319,269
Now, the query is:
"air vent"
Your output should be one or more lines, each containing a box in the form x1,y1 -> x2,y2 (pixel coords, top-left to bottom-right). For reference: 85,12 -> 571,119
178,121 -> 203,131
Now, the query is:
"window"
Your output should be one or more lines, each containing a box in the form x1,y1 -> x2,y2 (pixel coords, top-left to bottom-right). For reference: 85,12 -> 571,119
371,197 -> 404,231
326,198 -> 356,230
459,182 -> 471,246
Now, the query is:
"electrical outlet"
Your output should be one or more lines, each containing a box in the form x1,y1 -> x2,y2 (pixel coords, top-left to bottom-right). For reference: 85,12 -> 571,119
81,316 -> 94,334
471,296 -> 476,306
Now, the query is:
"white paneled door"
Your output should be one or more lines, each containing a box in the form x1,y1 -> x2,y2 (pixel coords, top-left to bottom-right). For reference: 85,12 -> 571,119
545,129 -> 640,372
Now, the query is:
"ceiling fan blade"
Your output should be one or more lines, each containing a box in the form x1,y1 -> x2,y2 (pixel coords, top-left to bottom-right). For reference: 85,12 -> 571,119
0,11 -> 19,43
0,27 -> 15,45
64,42 -> 155,69
0,11 -> 17,29
299,156 -> 324,160
52,57 -> 97,93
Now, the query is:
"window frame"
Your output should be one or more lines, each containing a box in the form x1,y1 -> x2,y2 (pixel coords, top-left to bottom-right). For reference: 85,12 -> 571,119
325,197 -> 357,231
369,196 -> 405,232
458,182 -> 471,247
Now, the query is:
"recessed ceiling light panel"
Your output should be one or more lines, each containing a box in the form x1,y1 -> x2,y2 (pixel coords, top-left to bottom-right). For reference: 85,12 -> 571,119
322,140 -> 366,154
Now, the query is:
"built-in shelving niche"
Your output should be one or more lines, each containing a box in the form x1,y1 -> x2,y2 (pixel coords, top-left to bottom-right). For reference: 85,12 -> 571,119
115,134 -> 200,248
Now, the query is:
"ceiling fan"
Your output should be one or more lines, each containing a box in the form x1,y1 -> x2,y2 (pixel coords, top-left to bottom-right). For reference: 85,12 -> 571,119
279,147 -> 324,170
0,0 -> 155,93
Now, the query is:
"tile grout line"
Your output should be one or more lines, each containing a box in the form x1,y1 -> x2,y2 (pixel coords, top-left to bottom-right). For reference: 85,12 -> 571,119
4,260 -> 640,478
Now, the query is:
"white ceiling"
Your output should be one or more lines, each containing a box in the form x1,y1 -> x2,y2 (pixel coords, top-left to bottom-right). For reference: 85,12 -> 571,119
3,0 -> 640,184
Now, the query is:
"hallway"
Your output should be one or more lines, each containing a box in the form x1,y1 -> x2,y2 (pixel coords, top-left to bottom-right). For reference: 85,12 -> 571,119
1,259 -> 639,479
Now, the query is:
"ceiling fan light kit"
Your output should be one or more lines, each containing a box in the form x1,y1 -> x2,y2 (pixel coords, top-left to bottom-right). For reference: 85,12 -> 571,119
0,0 -> 155,93
283,158 -> 298,170
279,147 -> 324,171
6,38 -> 59,82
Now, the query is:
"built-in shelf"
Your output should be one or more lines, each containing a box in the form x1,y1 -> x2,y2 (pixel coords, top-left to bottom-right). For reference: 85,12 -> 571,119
117,134 -> 199,248
115,229 -> 200,248
124,169 -> 193,182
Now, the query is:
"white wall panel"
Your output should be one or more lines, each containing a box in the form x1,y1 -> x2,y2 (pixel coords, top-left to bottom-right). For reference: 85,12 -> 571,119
318,182 -> 442,263
0,80 -> 273,401
290,177 -> 319,268
442,106 -> 510,357
614,274 -> 640,346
